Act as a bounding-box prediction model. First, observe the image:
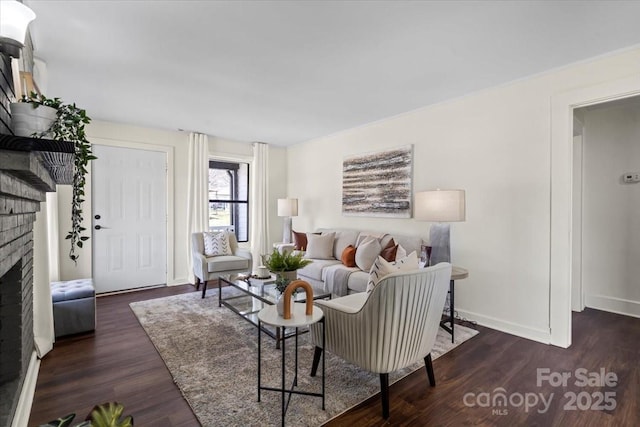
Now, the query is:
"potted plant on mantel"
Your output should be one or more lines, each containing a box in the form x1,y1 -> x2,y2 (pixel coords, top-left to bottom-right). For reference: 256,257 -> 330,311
11,92 -> 96,263
262,249 -> 313,315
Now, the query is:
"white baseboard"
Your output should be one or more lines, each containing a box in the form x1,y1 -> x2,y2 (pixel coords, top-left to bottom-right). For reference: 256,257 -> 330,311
584,294 -> 640,318
11,351 -> 40,427
167,277 -> 189,286
456,308 -> 552,345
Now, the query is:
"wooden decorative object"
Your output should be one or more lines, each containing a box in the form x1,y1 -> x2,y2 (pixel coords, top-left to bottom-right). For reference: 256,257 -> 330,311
282,280 -> 314,320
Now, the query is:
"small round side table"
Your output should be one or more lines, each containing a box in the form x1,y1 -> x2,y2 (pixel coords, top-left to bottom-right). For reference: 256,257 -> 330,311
257,304 -> 325,427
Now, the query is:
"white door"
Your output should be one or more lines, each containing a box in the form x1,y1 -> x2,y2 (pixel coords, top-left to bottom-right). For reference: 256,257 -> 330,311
92,145 -> 167,293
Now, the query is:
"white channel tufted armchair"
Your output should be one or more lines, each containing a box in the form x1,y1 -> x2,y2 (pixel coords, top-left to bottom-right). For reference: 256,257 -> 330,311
191,232 -> 253,298
309,263 -> 452,419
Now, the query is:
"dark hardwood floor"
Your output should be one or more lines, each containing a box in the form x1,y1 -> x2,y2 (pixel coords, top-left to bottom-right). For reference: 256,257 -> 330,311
29,285 -> 639,426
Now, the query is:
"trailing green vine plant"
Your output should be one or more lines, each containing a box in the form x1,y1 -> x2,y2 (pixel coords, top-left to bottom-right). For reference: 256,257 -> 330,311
22,92 -> 96,263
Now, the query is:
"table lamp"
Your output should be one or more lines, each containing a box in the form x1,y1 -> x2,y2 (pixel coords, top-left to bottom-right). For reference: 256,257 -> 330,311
277,198 -> 298,244
414,189 -> 465,265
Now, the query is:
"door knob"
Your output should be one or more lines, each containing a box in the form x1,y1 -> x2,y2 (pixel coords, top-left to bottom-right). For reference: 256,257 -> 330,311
94,214 -> 101,220
94,225 -> 102,230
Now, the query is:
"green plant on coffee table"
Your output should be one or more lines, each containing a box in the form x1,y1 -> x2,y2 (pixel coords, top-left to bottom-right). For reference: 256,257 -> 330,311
262,248 -> 312,272
39,402 -> 133,427
22,92 -> 96,264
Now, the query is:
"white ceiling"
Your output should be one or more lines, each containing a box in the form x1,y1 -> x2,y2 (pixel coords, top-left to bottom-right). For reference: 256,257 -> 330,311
25,0 -> 640,146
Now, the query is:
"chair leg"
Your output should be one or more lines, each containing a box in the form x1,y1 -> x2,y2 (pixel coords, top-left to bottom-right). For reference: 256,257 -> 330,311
194,277 -> 201,290
310,346 -> 323,377
201,280 -> 208,299
380,373 -> 390,419
424,353 -> 436,386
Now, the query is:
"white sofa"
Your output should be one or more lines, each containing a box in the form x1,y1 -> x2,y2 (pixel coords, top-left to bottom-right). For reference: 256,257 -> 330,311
283,228 -> 426,296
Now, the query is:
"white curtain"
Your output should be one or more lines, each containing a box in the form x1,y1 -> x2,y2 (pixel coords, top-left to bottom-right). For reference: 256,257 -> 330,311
250,142 -> 270,268
186,132 -> 209,284
46,191 -> 60,282
33,200 -> 54,357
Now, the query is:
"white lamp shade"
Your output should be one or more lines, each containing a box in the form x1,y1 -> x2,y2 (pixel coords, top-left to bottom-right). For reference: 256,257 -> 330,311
277,198 -> 298,217
0,0 -> 36,45
415,190 -> 465,222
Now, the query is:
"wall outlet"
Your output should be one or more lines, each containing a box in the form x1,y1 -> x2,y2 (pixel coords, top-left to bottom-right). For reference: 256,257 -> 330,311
623,172 -> 640,183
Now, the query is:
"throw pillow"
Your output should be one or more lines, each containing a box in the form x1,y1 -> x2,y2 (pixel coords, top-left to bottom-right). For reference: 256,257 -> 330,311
203,231 -> 232,257
355,236 -> 382,271
305,232 -> 335,259
380,239 -> 397,262
341,245 -> 357,267
292,230 -> 308,251
366,251 -> 419,292
395,244 -> 407,260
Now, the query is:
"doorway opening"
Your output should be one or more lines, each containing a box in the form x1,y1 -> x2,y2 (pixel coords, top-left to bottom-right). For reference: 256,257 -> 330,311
571,96 -> 640,318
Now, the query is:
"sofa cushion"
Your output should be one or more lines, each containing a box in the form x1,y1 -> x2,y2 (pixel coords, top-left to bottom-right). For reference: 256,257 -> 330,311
298,259 -> 342,281
306,232 -> 335,259
355,236 -> 382,271
207,255 -> 250,272
346,271 -> 370,293
203,231 -> 232,256
366,251 -> 419,292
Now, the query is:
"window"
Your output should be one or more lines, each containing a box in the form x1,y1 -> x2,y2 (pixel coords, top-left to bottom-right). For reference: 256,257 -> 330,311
208,160 -> 249,242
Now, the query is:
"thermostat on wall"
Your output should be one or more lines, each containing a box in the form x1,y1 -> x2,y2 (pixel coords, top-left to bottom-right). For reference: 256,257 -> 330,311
623,172 -> 640,183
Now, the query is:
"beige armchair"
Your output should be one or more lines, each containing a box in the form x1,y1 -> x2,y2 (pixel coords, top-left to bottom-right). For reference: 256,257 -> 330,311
309,263 -> 452,419
191,232 -> 253,298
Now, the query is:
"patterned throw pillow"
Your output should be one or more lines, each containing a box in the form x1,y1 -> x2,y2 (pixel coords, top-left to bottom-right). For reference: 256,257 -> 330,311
366,251 -> 419,292
203,231 -> 232,257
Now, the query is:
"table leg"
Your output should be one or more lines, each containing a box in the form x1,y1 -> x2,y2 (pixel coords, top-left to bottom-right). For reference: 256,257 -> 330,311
281,326 -> 285,427
439,279 -> 456,341
218,279 -> 222,307
257,319 -> 261,402
294,327 -> 298,387
449,279 -> 455,343
322,317 -> 325,410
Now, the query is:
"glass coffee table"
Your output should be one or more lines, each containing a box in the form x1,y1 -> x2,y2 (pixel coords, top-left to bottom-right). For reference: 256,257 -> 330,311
218,273 -> 330,349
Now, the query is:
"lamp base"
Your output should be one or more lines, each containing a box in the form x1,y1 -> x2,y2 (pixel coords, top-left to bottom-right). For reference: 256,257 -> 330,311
429,223 -> 451,266
282,217 -> 292,244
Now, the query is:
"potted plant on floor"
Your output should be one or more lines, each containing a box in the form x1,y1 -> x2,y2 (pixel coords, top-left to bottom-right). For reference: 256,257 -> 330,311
39,402 -> 133,427
12,92 -> 96,263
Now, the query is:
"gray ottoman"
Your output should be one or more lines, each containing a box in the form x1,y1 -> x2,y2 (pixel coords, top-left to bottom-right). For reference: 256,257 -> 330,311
51,278 -> 96,338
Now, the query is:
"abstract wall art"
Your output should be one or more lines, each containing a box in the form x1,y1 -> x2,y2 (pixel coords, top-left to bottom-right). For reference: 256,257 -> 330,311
342,145 -> 413,218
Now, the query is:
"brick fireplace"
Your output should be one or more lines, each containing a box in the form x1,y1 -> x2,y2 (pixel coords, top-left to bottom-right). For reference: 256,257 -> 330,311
0,151 -> 54,426
0,51 -> 68,426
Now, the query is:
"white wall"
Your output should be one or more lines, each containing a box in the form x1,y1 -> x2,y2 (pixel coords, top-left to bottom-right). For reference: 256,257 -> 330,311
287,47 -> 640,343
55,121 -> 286,284
582,102 -> 640,317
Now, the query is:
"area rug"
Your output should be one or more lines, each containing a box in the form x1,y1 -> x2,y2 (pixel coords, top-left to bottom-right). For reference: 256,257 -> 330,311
130,290 -> 479,426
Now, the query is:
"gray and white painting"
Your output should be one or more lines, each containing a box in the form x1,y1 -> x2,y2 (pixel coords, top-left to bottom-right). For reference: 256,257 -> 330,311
342,145 -> 413,217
